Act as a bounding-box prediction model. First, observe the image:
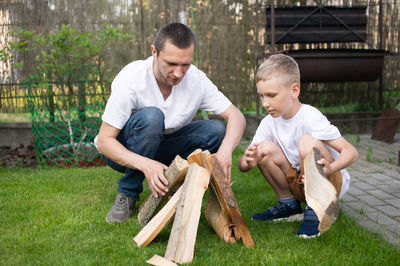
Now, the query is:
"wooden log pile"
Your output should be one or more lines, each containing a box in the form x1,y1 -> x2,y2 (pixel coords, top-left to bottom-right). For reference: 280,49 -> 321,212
134,149 -> 254,265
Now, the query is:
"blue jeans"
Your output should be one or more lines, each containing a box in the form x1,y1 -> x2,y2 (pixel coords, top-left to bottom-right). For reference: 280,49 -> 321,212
103,107 -> 226,200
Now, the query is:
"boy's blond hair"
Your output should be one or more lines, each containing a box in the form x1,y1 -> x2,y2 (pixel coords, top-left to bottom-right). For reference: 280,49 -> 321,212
256,54 -> 300,86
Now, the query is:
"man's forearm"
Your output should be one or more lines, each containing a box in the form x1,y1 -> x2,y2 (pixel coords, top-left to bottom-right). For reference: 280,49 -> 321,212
97,136 -> 146,171
218,107 -> 246,154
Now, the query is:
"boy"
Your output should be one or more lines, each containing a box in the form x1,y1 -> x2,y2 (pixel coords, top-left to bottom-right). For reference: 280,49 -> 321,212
238,54 -> 358,238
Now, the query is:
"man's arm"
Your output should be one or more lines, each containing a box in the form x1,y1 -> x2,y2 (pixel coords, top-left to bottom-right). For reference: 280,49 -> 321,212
216,105 -> 246,182
97,121 -> 169,198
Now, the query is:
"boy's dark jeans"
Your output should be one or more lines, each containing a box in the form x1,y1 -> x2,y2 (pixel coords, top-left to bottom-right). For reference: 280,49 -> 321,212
103,106 -> 226,200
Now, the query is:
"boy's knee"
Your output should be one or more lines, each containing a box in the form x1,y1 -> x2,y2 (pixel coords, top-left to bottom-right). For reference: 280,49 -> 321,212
298,134 -> 324,157
257,141 -> 277,165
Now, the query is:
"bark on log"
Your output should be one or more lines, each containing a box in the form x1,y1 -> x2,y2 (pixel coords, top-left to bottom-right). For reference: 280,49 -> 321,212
203,154 -> 255,247
134,186 -> 182,247
146,254 -> 177,266
138,155 -> 189,227
164,163 -> 211,264
304,148 -> 339,234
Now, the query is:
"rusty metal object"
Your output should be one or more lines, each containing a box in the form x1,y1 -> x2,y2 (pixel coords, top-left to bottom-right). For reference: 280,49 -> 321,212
283,49 -> 387,82
372,108 -> 400,143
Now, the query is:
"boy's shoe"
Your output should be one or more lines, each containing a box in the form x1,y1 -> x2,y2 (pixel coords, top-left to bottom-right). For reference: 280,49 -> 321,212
251,201 -> 303,222
297,206 -> 320,238
106,193 -> 136,223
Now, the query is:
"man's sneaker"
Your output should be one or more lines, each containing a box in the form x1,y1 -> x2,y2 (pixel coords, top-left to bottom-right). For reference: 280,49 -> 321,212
251,201 -> 303,222
297,206 -> 320,238
106,193 -> 136,223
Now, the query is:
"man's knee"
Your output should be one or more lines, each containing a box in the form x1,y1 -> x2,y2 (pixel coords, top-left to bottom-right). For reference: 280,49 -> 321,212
196,119 -> 226,153
207,119 -> 226,139
125,107 -> 165,133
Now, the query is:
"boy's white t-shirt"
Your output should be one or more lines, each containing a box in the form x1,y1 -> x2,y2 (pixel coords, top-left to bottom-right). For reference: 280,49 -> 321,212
102,56 -> 232,134
250,104 -> 350,198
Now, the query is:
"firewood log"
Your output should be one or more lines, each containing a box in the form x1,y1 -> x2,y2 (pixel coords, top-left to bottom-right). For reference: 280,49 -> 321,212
138,155 -> 188,226
164,163 -> 211,264
203,154 -> 255,247
146,254 -> 177,266
196,150 -> 236,243
304,148 -> 339,233
134,186 -> 182,247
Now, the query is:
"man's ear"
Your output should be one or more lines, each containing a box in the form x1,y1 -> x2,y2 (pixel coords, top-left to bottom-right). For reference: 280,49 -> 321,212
150,44 -> 157,57
291,83 -> 300,98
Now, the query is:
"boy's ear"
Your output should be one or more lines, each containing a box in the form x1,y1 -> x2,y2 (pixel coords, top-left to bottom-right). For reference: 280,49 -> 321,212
291,83 -> 300,98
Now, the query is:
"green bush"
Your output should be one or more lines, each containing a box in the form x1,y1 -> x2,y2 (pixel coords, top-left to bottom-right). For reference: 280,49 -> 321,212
3,24 -> 132,167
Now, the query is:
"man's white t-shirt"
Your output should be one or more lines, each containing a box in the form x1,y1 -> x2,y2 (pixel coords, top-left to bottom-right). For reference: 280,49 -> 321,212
250,104 -> 350,198
102,56 -> 232,134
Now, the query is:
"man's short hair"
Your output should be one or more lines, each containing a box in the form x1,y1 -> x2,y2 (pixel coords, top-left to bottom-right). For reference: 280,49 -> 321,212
154,23 -> 196,55
256,54 -> 300,86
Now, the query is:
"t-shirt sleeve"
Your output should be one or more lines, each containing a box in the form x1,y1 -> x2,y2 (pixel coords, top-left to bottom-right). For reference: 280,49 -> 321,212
250,116 -> 274,145
102,77 -> 137,130
304,107 -> 341,140
198,72 -> 232,114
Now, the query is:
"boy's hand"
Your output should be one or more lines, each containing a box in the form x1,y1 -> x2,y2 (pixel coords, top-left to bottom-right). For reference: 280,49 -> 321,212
244,143 -> 262,168
317,158 -> 334,176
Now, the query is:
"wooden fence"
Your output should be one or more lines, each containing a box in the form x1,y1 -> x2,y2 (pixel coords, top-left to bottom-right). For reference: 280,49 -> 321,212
1,0 -> 399,114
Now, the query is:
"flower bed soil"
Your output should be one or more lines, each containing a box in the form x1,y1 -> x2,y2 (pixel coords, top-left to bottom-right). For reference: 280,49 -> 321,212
0,145 -> 37,168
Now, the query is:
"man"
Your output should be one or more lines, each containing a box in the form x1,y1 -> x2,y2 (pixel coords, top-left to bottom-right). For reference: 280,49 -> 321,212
96,23 -> 246,223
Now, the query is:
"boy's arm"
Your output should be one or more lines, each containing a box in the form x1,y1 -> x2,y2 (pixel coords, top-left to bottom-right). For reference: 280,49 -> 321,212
320,136 -> 358,176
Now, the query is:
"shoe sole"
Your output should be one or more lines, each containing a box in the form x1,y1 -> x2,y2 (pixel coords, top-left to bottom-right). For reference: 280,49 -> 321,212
297,232 -> 321,239
273,213 -> 304,222
251,213 -> 304,222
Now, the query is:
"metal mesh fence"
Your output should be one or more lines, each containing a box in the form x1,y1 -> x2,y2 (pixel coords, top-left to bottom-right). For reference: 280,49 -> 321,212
23,69 -> 107,167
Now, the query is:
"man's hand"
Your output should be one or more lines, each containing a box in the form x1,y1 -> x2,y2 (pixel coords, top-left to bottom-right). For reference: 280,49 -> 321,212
141,158 -> 169,199
216,149 -> 233,184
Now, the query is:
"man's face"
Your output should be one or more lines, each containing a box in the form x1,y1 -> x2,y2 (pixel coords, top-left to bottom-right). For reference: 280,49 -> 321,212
257,78 -> 299,119
152,40 -> 195,87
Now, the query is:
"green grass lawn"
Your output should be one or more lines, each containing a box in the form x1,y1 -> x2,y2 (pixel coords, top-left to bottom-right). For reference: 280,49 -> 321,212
1,149 -> 399,265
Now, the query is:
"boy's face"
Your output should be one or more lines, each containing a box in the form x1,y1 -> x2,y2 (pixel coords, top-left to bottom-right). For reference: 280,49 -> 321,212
257,78 -> 300,119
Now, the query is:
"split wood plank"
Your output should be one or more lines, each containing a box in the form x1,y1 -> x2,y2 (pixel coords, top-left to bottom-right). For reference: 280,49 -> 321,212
203,154 -> 255,247
187,148 -> 204,166
304,148 -> 339,234
200,150 -> 236,243
134,186 -> 183,247
138,155 -> 189,227
164,163 -> 211,264
146,254 -> 177,266
204,184 -> 236,243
